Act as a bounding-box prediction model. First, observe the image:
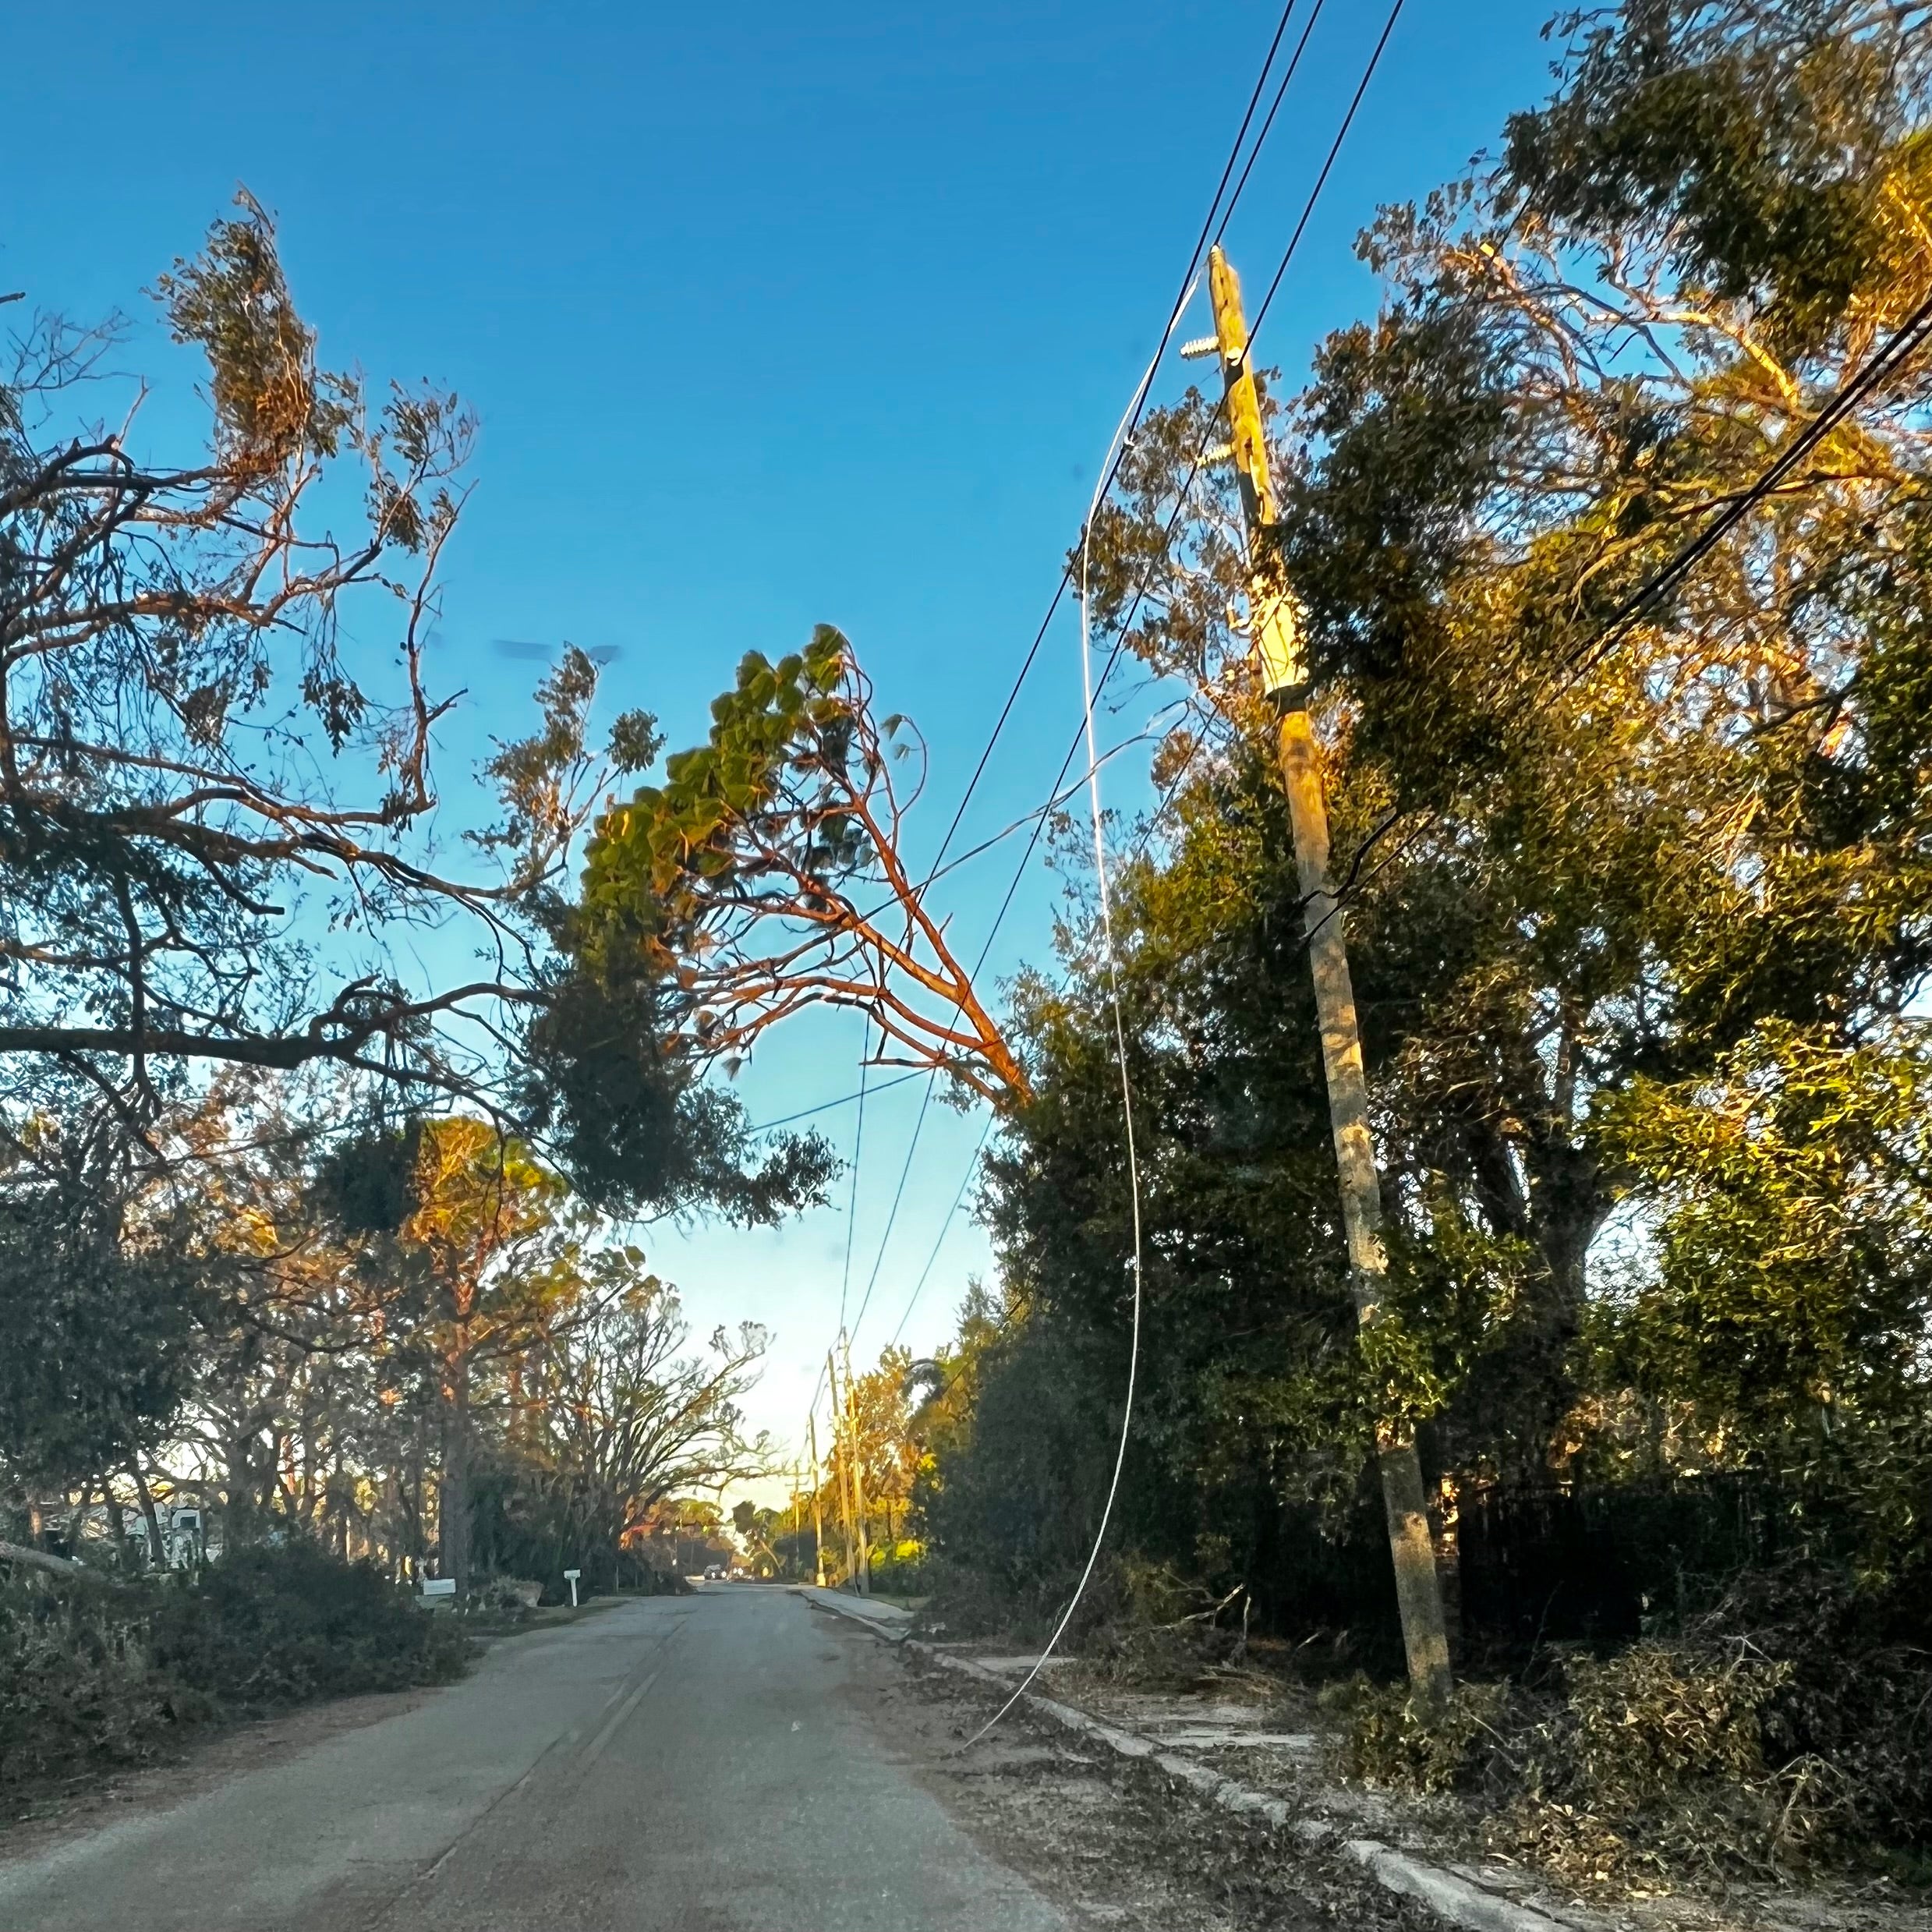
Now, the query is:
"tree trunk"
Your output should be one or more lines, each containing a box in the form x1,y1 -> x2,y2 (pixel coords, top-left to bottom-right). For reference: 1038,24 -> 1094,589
225,1431 -> 260,1545
0,1539 -> 80,1577
444,1338 -> 472,1601
131,1460 -> 165,1571
67,1479 -> 93,1559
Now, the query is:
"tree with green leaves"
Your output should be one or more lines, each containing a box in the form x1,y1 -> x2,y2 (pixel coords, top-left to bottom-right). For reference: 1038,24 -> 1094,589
561,625 -> 1029,1109
938,0 -> 1932,1639
0,193 -> 833,1237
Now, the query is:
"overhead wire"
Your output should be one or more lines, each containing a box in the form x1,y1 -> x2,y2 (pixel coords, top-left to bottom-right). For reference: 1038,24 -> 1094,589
913,0 -> 1314,896
834,1025 -> 871,1339
749,1069 -> 922,1133
828,0 -> 1331,1371
1213,0 -> 1330,246
797,0 -> 1380,1530
958,344 -> 1154,1750
886,1113 -> 995,1350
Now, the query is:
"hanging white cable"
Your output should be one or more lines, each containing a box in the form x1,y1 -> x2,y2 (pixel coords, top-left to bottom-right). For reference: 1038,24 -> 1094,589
957,292 -> 1181,1750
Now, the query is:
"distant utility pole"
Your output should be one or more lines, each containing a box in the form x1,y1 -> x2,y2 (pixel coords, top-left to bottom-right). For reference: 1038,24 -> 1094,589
826,1350 -> 859,1588
841,1333 -> 872,1598
1201,243 -> 1453,1706
806,1417 -> 828,1588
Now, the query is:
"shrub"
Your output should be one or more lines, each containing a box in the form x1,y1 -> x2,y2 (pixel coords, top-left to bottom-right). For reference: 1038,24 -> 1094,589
148,1541 -> 472,1704
0,1538 -> 474,1803
0,1573 -> 205,1794
1322,1675 -> 1506,1794
1323,1579 -> 1923,1886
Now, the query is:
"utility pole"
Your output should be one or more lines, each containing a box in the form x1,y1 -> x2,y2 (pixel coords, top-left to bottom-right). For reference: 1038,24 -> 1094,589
841,1333 -> 872,1598
806,1416 -> 828,1588
826,1351 -> 858,1588
1204,243 -> 1453,1706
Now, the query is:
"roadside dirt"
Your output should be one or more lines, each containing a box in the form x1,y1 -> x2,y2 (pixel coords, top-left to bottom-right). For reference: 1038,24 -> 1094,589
850,1624 -> 1932,1932
0,1683 -> 428,1855
0,1604 -> 615,1858
829,1617 -> 1438,1932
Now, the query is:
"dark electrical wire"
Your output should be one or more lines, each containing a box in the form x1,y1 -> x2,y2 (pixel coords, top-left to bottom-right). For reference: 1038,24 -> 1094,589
748,1068 -> 922,1133
915,0 -> 1314,894
802,0 -> 1388,1452
1214,0 -> 1330,245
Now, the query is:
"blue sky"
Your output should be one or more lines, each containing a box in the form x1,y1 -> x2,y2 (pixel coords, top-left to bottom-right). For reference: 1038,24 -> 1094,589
5,0 -> 1558,1464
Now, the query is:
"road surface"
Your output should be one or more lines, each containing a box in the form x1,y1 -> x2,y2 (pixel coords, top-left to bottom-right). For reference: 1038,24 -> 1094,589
0,1587 -> 1073,1931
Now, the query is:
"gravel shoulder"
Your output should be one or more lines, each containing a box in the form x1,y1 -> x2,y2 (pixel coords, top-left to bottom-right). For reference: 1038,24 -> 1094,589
809,1594 -> 1932,1932
825,1610 -> 1440,1932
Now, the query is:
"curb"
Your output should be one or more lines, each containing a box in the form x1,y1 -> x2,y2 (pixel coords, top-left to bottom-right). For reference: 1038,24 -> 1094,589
801,1588 -> 1581,1932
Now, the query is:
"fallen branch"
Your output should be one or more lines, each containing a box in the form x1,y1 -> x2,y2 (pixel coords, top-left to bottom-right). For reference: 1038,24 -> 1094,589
0,1539 -> 83,1577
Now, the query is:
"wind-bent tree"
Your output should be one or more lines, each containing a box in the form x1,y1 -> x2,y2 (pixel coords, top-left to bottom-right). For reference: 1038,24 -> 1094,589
0,196 -> 834,1239
561,626 -> 1030,1110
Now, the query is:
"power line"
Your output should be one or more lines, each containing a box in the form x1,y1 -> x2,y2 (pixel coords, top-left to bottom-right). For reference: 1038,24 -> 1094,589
915,0 -> 1315,895
834,1023 -> 871,1337
748,1068 -> 922,1133
1214,0 -> 1330,246
796,0 -> 1347,1467
886,1113 -> 994,1350
848,1072 -> 939,1343
961,381 -> 1152,1750
1561,283 -> 1932,682
1010,0 -> 1411,915
1246,0 -> 1406,346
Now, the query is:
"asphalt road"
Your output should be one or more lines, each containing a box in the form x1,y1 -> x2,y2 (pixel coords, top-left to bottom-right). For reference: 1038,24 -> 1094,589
0,1587 -> 1073,1931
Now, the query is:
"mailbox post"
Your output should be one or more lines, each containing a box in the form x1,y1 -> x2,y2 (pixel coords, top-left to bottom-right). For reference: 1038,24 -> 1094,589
564,1567 -> 582,1608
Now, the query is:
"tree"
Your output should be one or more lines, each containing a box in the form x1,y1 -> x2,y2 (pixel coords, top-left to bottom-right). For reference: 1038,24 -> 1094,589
0,1094 -> 199,1487
1077,0 -> 1932,1461
932,0 -> 1932,1644
564,626 -> 1029,1109
0,193 -> 836,1238
5,197 -> 471,1101
534,1286 -> 769,1579
377,1118 -> 586,1600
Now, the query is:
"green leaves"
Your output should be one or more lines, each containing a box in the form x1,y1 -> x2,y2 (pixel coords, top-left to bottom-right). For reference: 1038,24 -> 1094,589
1598,1019 -> 1932,1430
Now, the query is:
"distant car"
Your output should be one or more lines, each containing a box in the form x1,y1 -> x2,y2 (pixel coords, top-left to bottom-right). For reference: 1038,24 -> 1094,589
703,1564 -> 723,1581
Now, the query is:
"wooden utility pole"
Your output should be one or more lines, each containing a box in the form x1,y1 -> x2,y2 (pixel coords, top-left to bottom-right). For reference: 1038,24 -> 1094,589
1205,243 -> 1453,1706
841,1333 -> 872,1598
826,1351 -> 859,1588
806,1416 -> 828,1587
